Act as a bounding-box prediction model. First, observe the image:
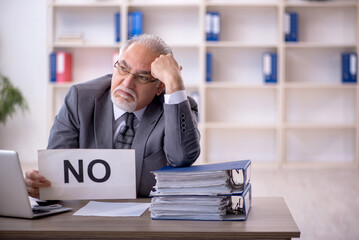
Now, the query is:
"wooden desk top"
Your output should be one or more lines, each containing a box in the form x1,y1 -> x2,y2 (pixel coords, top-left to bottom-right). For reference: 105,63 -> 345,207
0,197 -> 300,239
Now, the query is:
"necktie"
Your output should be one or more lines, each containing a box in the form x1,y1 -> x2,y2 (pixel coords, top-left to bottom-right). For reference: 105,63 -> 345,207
114,112 -> 135,149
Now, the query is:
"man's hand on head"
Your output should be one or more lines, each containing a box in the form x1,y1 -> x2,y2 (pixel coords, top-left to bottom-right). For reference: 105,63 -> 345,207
151,54 -> 185,94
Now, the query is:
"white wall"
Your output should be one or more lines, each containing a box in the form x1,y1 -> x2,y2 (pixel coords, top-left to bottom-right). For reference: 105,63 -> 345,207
0,0 -> 48,167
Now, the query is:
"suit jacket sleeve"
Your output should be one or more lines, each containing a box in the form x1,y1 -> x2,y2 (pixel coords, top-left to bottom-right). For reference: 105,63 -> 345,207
163,96 -> 200,167
47,85 -> 81,149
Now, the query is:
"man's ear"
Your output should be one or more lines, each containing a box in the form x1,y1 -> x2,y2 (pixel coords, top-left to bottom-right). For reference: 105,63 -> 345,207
156,82 -> 165,96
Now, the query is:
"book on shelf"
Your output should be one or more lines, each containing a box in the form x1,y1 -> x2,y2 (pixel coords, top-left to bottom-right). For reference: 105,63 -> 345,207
115,12 -> 121,43
206,52 -> 212,82
49,52 -> 57,83
57,33 -> 84,44
149,160 -> 252,221
128,11 -> 143,39
263,52 -> 277,83
342,52 -> 357,83
206,12 -> 220,41
49,52 -> 72,83
285,12 -> 298,42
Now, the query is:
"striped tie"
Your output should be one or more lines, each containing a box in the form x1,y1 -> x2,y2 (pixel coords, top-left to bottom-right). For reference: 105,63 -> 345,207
114,112 -> 135,149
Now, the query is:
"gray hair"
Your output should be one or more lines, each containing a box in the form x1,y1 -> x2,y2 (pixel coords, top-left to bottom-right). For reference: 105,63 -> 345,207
119,33 -> 173,58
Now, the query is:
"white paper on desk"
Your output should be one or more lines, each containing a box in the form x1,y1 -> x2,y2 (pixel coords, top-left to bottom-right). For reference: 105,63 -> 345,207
73,201 -> 151,217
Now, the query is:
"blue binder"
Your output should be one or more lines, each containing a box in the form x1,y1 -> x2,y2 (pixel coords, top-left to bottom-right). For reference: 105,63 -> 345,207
342,52 -> 357,83
152,160 -> 251,195
206,52 -> 212,82
49,52 -> 56,82
206,12 -> 220,41
128,11 -> 143,39
115,12 -> 121,42
150,183 -> 252,221
285,12 -> 298,42
263,52 -> 277,83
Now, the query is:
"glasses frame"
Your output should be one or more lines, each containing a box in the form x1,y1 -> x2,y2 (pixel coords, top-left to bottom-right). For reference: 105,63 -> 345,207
114,60 -> 158,85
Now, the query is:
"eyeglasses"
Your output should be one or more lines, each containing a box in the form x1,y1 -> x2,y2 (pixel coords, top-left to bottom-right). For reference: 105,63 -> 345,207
114,61 -> 158,85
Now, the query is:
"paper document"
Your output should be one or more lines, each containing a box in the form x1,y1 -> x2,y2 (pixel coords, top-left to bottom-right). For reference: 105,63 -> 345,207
74,201 -> 150,217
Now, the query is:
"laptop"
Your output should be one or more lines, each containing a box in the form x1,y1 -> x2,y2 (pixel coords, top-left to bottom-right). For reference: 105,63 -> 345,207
0,150 -> 72,219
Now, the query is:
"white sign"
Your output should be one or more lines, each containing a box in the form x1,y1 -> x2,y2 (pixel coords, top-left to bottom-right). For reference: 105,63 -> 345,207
38,149 -> 136,200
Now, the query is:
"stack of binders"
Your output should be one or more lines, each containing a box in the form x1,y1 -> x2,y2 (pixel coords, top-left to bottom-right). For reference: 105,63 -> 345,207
150,160 -> 252,221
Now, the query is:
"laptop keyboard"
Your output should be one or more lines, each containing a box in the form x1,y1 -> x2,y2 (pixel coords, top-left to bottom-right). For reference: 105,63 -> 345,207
32,209 -> 50,214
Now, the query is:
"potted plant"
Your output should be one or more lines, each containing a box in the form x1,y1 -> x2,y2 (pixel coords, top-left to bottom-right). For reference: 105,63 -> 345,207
0,74 -> 28,125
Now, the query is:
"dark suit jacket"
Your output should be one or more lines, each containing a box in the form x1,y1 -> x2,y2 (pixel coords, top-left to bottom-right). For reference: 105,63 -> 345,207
47,74 -> 201,197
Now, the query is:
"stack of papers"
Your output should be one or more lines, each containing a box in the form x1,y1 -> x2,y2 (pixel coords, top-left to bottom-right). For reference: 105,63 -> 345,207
150,196 -> 230,220
149,160 -> 252,221
153,170 -> 232,196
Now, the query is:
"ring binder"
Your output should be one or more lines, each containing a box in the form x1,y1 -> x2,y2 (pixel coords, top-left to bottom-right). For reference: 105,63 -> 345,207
150,160 -> 252,221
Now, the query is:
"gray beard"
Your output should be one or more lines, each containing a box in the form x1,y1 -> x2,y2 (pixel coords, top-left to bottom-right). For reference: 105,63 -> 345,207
111,86 -> 137,112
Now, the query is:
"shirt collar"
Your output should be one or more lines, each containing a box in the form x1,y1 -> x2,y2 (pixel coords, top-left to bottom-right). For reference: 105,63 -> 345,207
113,103 -> 146,122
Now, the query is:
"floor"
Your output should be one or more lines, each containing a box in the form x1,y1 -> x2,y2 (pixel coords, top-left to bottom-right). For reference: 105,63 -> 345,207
251,168 -> 359,240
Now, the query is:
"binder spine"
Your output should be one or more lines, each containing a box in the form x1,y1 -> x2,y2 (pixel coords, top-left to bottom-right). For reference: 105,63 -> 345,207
49,52 -> 57,82
285,12 -> 298,42
205,12 -> 211,41
263,53 -> 277,83
115,12 -> 121,43
56,52 -> 72,83
342,53 -> 357,83
206,52 -> 212,82
128,12 -> 143,39
206,12 -> 220,41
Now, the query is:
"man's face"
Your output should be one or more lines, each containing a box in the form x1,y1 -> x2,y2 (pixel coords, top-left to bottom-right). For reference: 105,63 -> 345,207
111,43 -> 165,112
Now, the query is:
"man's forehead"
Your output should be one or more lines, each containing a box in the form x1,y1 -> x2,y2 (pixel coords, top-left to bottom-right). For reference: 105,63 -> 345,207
120,43 -> 159,69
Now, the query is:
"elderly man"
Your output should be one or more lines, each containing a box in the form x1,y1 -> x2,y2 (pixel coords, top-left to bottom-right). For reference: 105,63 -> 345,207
25,34 -> 200,198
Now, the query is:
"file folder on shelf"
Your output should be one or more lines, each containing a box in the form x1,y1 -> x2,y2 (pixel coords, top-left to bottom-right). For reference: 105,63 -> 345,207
285,12 -> 298,42
206,11 -> 220,41
151,160 -> 251,196
263,52 -> 277,83
115,12 -> 121,43
342,52 -> 357,83
206,52 -> 212,82
150,183 -> 252,221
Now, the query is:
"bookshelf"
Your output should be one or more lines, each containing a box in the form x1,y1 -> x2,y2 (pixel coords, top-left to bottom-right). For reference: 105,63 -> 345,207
47,0 -> 359,168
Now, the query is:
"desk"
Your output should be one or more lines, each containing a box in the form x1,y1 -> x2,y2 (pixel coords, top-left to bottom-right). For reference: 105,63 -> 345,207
0,197 -> 300,239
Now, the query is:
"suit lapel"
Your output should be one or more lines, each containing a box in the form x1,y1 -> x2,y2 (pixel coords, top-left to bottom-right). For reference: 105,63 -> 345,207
94,90 -> 114,149
132,96 -> 163,193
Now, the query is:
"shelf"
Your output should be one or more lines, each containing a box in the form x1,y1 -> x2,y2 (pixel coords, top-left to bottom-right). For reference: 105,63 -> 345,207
205,82 -> 278,89
285,1 -> 357,8
205,122 -> 277,129
284,83 -> 357,89
206,0 -> 278,7
129,0 -> 200,7
284,123 -> 356,130
53,42 -> 121,48
52,0 -> 121,8
206,41 -> 278,48
285,42 -> 356,49
49,82 -> 74,88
